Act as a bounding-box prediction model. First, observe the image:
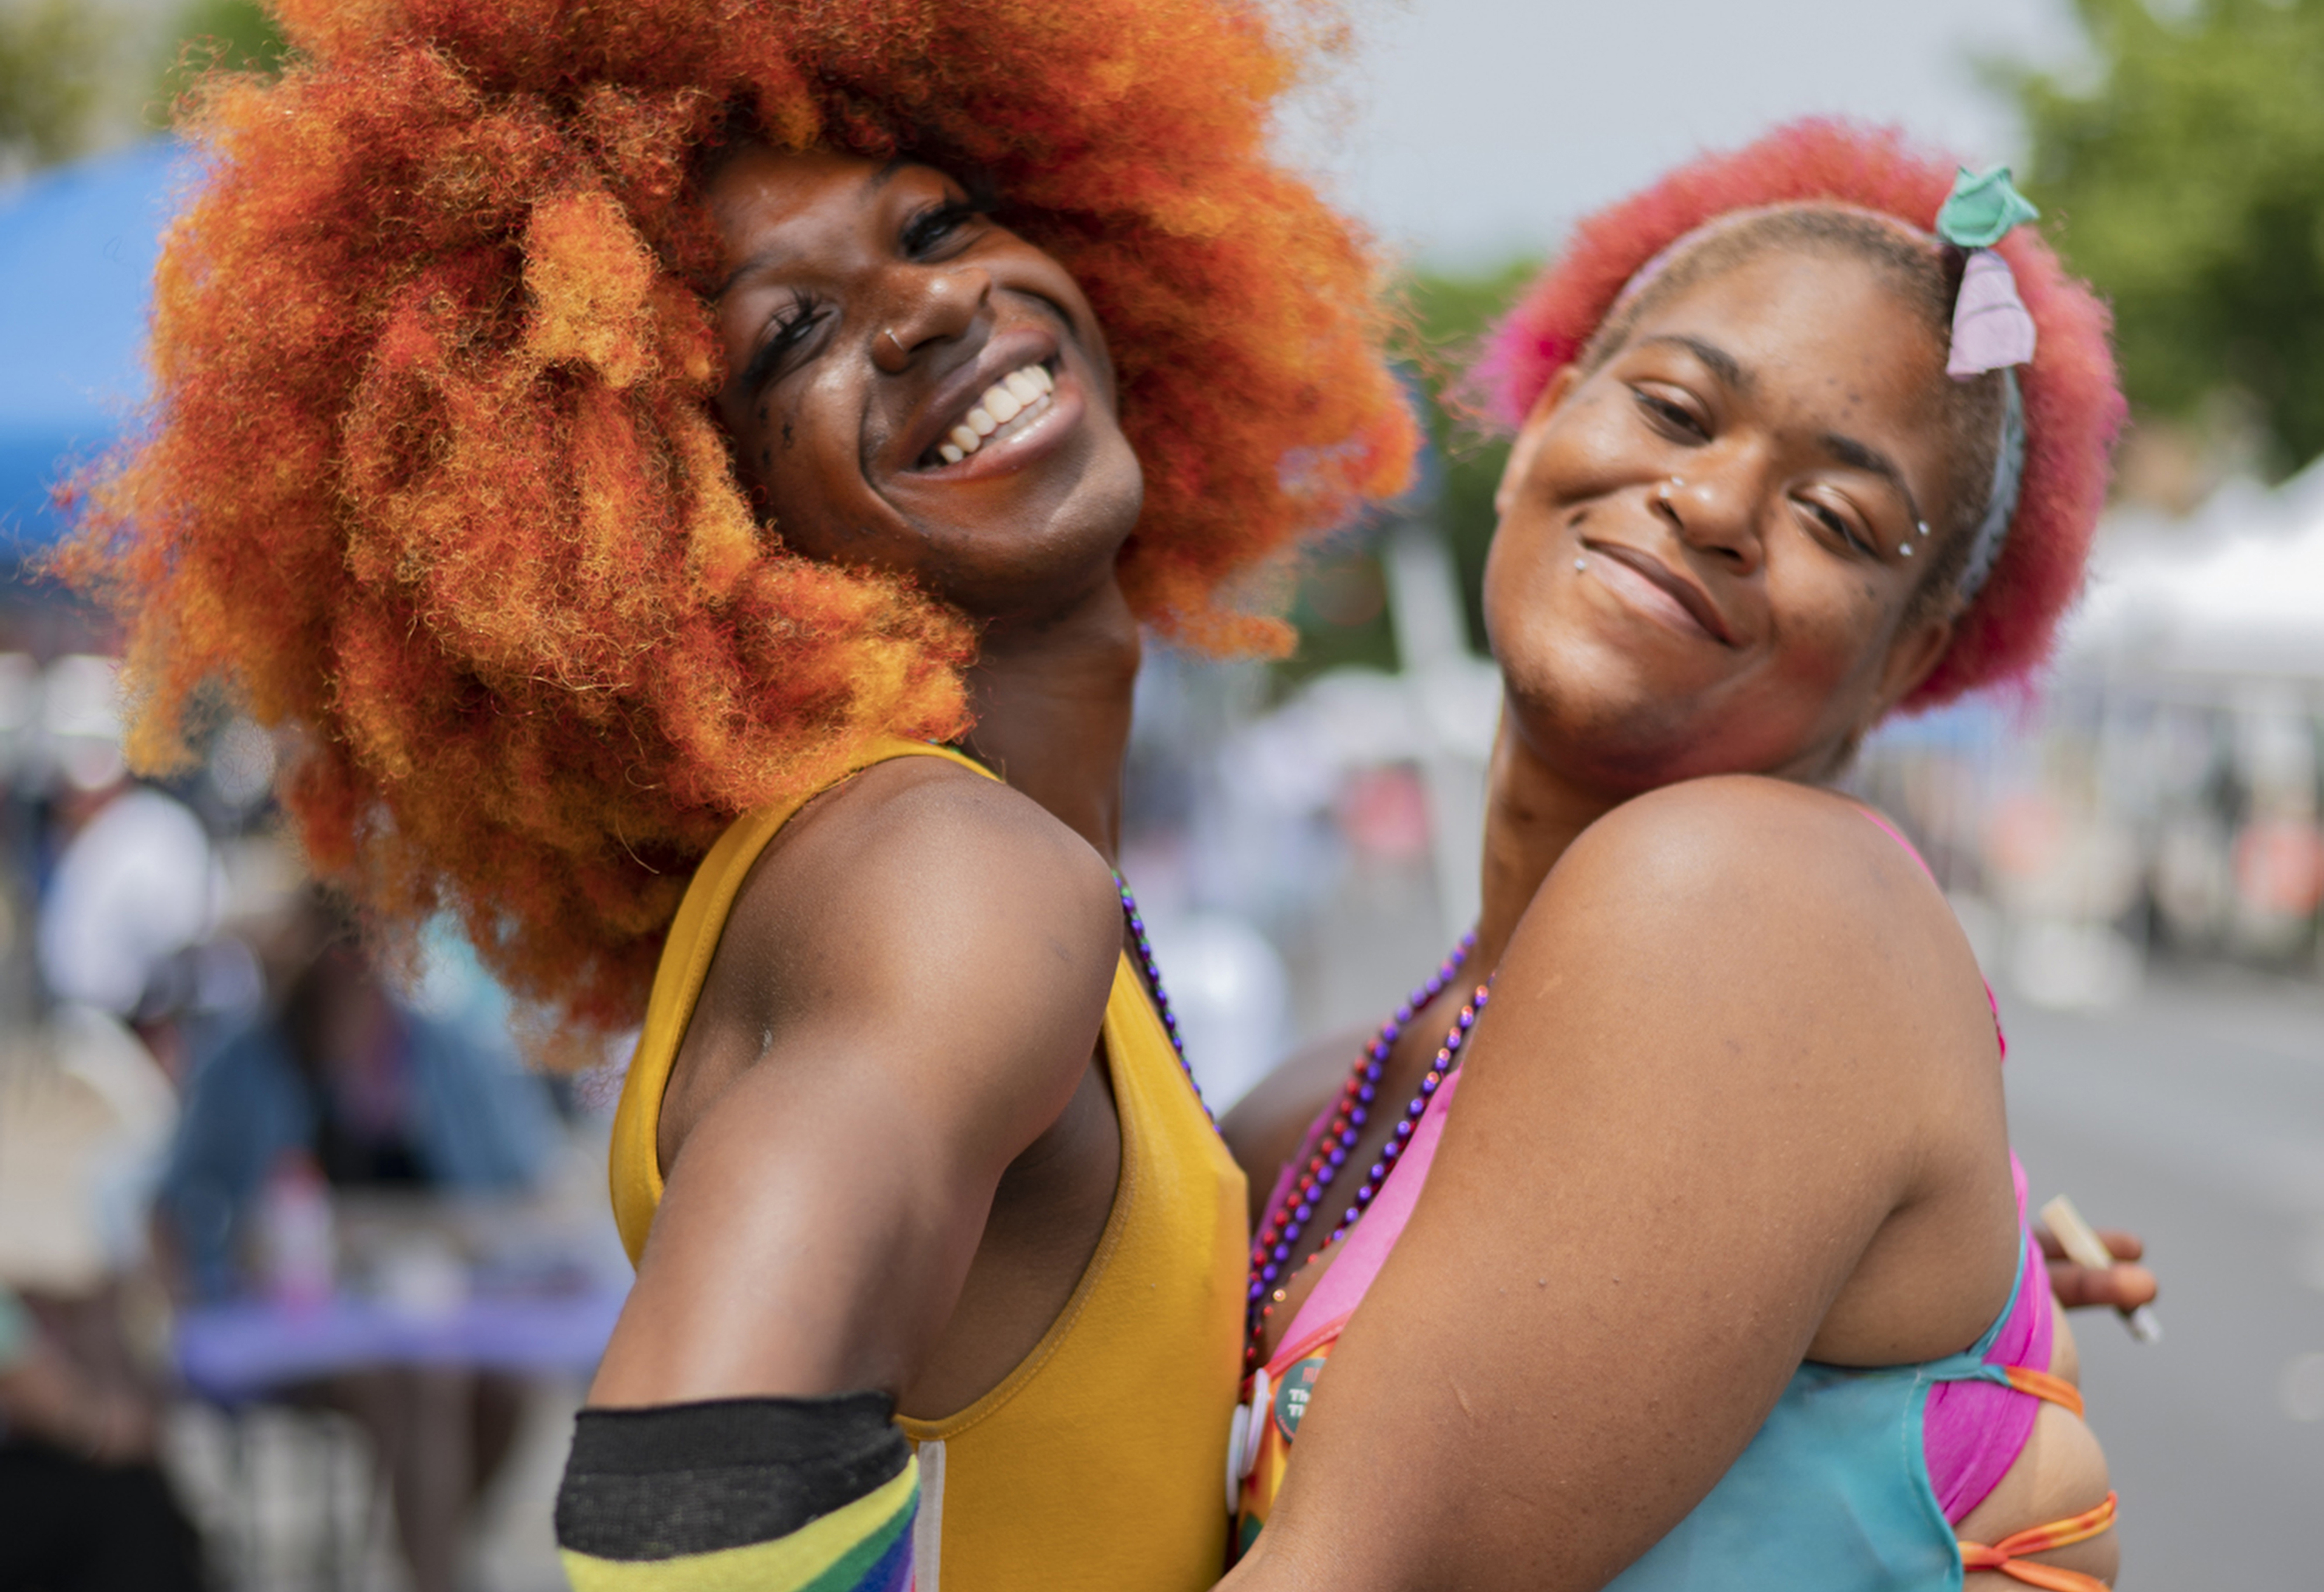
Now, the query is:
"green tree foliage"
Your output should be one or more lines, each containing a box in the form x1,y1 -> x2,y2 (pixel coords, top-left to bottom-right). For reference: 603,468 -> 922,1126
0,0 -> 110,168
1276,261 -> 1537,685
1405,262 -> 1538,653
158,0 -> 287,111
2013,0 -> 2324,474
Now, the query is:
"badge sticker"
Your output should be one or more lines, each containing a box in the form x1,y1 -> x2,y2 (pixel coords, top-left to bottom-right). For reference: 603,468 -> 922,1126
1274,1355 -> 1326,1439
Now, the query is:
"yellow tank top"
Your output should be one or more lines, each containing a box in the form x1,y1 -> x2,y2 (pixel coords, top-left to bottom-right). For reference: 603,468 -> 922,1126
608,737 -> 1248,1592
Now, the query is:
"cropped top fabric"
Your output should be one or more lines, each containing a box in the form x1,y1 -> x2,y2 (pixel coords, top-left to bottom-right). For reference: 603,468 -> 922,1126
1232,809 -> 2115,1591
608,736 -> 1249,1592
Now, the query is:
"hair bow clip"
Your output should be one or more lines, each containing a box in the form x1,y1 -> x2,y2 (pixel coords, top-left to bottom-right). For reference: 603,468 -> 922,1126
1938,167 -> 2039,380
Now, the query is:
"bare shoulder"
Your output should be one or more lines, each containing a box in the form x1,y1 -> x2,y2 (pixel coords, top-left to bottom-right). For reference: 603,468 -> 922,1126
1519,775 -> 1990,1071
661,755 -> 1123,1162
741,754 -> 1121,967
1553,774 -> 1957,948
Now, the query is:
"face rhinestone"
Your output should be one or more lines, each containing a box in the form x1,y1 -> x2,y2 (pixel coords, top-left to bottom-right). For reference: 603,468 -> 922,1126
1899,543 -> 1915,558
1575,557 -> 1588,572
1917,521 -> 1930,537
1244,930 -> 1492,1366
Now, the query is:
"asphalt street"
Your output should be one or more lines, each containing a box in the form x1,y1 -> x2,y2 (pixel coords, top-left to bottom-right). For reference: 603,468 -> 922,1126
1999,970 -> 2324,1587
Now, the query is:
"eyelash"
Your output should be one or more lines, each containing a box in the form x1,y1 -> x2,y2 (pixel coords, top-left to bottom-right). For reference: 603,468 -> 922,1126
1634,388 -> 1707,442
1800,497 -> 1877,558
743,291 -> 822,391
902,195 -> 993,257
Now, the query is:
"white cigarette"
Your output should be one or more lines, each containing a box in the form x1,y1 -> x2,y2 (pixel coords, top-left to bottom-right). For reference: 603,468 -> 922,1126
2039,1194 -> 2162,1345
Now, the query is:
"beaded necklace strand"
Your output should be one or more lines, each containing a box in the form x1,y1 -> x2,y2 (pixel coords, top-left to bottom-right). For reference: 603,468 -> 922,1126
1244,933 -> 1490,1365
1113,873 -> 1216,1129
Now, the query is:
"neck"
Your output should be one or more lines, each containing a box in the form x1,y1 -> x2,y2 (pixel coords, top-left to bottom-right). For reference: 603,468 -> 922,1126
960,577 -> 1141,864
1471,705 -> 1625,976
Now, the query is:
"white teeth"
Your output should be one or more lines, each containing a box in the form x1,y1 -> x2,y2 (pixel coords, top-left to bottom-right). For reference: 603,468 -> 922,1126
928,364 -> 1056,467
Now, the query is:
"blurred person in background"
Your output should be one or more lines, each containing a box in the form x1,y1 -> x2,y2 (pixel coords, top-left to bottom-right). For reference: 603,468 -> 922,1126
1224,124 -> 2160,1591
0,1281 -> 204,1592
153,886 -> 554,1592
0,668 -> 211,1592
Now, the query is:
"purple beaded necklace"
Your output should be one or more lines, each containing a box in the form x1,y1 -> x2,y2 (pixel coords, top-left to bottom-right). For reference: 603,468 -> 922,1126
1113,873 -> 1216,1129
1244,934 -> 1490,1365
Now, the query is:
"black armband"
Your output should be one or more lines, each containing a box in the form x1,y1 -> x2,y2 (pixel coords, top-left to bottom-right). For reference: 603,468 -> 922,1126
556,1391 -> 911,1564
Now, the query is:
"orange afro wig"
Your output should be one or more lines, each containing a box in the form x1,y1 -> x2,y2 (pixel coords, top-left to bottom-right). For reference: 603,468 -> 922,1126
1474,118 -> 2124,711
66,0 -> 1415,1041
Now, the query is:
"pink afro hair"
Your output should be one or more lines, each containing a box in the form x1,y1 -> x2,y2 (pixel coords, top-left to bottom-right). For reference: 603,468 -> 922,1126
1473,117 -> 2125,710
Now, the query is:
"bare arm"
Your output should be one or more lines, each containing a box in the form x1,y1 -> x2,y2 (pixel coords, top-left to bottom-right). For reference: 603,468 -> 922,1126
1222,1024 -> 1373,1227
589,761 -> 1123,1407
1227,778 -> 2020,1591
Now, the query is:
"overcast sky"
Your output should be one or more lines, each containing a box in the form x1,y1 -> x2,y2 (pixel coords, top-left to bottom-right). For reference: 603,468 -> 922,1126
1282,0 -> 2090,269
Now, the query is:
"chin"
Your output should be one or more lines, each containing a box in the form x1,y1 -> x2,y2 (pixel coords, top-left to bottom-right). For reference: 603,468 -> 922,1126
929,491 -> 1142,622
1496,642 -> 1748,794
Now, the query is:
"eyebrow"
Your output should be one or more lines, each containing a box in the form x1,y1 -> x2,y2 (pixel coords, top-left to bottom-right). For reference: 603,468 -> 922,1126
1637,334 -> 1751,394
1816,430 -> 1926,528
714,159 -> 922,302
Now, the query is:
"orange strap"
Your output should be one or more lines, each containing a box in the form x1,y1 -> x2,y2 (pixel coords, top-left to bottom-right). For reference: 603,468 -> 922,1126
1958,1490 -> 2116,1591
2002,1364 -> 2085,1418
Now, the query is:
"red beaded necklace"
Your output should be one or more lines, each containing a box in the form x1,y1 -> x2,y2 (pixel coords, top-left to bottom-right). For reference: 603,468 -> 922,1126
1244,933 -> 1490,1365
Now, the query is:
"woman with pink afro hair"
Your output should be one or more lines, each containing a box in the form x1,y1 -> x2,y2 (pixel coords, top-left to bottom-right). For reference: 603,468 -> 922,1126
1218,120 -> 2148,1591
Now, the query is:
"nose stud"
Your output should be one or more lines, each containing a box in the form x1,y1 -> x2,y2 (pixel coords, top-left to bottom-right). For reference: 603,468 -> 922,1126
882,328 -> 907,358
1574,556 -> 1588,571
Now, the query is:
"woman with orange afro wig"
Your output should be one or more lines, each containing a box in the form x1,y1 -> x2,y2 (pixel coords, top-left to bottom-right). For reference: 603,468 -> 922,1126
1218,120 -> 2148,1591
68,1 -> 1411,1588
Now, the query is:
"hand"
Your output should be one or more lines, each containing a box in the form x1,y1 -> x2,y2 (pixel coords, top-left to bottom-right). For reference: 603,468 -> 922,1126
2038,1225 -> 2157,1312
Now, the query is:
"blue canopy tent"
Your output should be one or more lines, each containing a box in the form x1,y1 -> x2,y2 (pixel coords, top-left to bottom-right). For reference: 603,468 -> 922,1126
0,140 -> 187,554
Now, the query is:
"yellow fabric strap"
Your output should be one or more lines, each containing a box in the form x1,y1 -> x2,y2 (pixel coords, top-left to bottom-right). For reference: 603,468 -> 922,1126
561,1457 -> 916,1592
609,737 -> 1000,1265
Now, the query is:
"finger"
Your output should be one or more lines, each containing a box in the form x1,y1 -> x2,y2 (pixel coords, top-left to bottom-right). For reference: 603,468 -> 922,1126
2048,1260 -> 2158,1311
2035,1225 -> 2065,1261
2093,1228 -> 2144,1262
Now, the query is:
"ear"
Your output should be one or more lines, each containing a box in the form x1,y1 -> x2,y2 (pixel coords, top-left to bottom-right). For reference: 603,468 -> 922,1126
1861,608 -> 1956,733
1493,364 -> 1585,519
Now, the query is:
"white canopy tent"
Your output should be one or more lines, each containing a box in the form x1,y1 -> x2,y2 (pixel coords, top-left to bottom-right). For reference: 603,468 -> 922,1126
2063,458 -> 2324,686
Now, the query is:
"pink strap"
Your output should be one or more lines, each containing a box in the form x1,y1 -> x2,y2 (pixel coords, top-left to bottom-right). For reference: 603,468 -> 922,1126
1857,806 -> 1936,881
1268,1071 -> 1464,1370
1858,806 -> 2005,1056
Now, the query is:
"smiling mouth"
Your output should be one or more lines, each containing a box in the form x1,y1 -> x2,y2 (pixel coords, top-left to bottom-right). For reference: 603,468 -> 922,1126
917,361 -> 1058,469
1582,542 -> 1737,646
